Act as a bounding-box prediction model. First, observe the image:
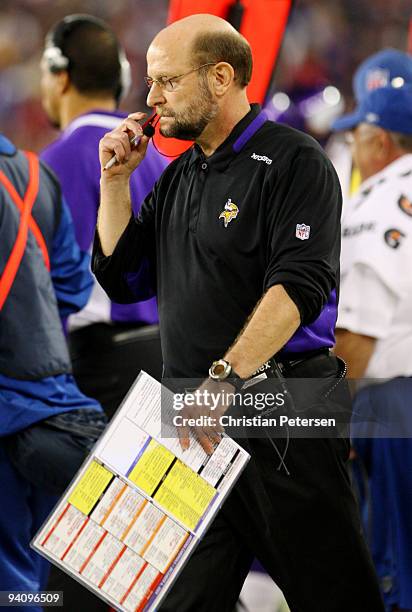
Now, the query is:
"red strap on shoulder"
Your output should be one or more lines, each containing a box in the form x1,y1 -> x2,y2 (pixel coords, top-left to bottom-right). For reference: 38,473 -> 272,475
0,152 -> 50,270
0,151 -> 46,310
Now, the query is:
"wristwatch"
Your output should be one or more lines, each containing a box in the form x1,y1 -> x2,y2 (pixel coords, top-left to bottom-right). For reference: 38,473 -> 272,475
209,359 -> 244,391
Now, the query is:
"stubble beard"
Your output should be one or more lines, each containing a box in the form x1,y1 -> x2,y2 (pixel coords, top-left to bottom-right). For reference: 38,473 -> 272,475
159,77 -> 218,140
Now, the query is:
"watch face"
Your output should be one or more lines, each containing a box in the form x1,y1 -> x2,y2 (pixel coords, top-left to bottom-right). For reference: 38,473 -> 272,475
210,360 -> 231,380
213,363 -> 226,377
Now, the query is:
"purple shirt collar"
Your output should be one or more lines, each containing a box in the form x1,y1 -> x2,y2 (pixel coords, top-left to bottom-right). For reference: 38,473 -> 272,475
188,104 -> 268,170
232,110 -> 268,153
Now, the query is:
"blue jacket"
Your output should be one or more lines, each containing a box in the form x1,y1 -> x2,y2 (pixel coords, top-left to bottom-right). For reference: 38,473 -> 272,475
0,134 -> 100,435
0,135 -> 92,379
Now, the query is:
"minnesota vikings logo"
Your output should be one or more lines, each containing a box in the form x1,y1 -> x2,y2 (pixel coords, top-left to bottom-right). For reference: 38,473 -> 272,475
219,198 -> 239,228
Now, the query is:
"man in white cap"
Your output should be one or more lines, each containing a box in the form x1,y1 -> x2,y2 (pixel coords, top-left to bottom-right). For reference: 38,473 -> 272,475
334,84 -> 412,612
329,48 -> 412,202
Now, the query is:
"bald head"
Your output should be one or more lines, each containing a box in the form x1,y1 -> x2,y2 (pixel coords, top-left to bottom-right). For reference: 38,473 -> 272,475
149,13 -> 252,89
155,13 -> 236,43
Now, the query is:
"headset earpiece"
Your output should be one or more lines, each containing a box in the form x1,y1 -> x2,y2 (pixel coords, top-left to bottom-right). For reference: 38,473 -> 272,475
45,14 -> 131,102
42,46 -> 69,73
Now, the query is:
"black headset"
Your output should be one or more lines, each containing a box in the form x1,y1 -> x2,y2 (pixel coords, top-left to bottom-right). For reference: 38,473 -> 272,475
42,14 -> 132,103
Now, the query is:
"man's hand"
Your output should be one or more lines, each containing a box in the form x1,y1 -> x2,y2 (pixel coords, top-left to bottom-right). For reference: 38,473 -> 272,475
97,112 -> 151,256
99,112 -> 150,178
177,379 -> 235,455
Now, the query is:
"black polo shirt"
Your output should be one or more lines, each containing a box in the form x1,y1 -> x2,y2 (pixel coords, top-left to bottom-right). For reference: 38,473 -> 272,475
93,104 -> 341,378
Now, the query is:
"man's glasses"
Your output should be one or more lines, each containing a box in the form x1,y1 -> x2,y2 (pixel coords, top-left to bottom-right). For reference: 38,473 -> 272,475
144,63 -> 217,92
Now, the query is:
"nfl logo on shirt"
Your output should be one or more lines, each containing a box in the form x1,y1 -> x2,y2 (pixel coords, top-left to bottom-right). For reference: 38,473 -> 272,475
295,223 -> 311,240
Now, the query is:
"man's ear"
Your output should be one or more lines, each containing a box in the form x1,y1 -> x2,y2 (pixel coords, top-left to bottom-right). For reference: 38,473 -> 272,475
56,70 -> 70,95
211,62 -> 235,96
377,129 -> 394,162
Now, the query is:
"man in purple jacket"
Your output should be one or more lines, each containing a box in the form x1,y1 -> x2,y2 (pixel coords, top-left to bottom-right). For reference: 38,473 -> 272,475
40,14 -> 168,418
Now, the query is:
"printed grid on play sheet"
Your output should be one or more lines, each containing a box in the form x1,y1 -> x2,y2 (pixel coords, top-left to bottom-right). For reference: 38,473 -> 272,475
32,372 -> 250,612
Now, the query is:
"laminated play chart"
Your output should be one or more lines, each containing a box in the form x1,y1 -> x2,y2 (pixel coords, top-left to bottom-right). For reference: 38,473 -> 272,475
32,372 -> 250,612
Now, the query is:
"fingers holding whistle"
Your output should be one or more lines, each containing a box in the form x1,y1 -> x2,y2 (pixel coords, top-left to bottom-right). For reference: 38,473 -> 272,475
99,112 -> 151,175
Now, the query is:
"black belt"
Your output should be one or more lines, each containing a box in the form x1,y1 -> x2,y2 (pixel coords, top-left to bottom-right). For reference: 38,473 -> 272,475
246,348 -> 332,386
276,348 -> 331,374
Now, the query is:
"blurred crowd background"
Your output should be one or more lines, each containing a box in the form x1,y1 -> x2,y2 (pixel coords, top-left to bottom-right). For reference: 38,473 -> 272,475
0,0 -> 411,151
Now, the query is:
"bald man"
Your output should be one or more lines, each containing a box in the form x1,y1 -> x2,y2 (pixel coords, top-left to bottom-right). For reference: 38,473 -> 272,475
93,14 -> 384,612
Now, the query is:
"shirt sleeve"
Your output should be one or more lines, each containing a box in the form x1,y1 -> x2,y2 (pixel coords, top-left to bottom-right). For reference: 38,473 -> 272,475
263,150 -> 341,324
92,190 -> 157,304
50,198 -> 94,317
337,262 -> 398,339
41,138 -> 100,252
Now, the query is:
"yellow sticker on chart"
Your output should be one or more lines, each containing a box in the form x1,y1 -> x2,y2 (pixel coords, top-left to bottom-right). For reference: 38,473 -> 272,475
128,440 -> 174,496
154,461 -> 216,531
68,461 -> 114,516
